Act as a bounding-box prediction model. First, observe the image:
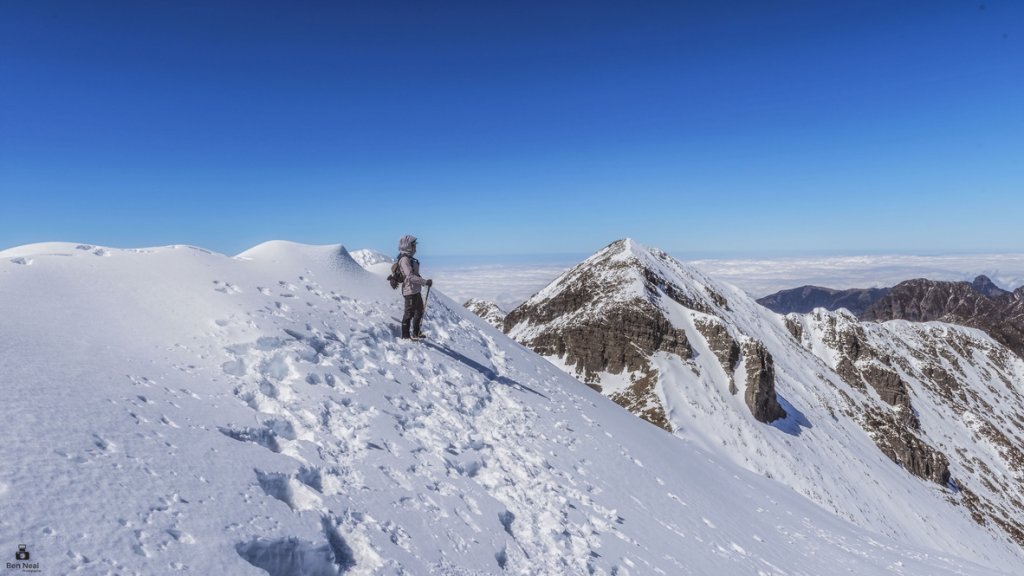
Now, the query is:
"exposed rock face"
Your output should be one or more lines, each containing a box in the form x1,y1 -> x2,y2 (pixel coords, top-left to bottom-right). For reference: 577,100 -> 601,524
503,241 -> 693,430
862,276 -> 1024,360
859,365 -> 918,428
695,319 -> 740,374
791,309 -> 1024,546
505,239 -> 788,431
742,341 -> 787,423
783,316 -> 803,342
758,285 -> 890,316
972,275 -> 1011,299
694,318 -> 740,393
863,408 -> 950,485
609,367 -> 672,432
463,298 -> 507,329
863,277 -> 1000,322
504,286 -> 691,386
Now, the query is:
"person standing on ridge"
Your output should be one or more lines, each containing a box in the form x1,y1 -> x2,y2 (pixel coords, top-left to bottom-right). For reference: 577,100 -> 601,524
398,235 -> 432,340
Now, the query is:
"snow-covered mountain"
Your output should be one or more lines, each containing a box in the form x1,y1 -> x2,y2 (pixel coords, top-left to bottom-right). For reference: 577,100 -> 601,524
1,240 -> 1015,575
788,309 -> 1024,545
463,298 -> 507,330
502,238 -> 1024,565
350,248 -> 395,269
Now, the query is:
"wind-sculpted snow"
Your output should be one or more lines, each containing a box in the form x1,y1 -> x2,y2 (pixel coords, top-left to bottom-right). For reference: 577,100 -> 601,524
0,240 -> 1017,574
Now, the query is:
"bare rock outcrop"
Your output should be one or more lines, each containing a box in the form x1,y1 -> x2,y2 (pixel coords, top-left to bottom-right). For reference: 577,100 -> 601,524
506,298 -> 690,385
742,341 -> 787,423
863,409 -> 950,485
695,318 -> 740,393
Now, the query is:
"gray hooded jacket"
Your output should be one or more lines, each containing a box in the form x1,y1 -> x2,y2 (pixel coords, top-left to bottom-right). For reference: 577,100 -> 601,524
398,235 -> 428,296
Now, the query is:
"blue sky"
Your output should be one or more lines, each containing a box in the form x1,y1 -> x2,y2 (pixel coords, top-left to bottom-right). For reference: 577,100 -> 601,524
2,1 -> 1021,258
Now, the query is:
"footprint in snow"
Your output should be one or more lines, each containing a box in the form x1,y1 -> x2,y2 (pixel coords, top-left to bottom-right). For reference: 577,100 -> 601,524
92,434 -> 117,452
255,469 -> 324,513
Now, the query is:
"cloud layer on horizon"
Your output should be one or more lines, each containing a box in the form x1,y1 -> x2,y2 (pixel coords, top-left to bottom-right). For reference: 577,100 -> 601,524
435,254 -> 1024,310
690,253 -> 1024,298
435,264 -> 571,312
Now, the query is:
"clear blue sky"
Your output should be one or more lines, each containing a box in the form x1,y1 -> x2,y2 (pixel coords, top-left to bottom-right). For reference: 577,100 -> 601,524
2,1 -> 1021,257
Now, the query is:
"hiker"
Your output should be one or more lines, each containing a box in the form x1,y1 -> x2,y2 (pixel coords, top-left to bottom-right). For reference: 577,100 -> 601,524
397,234 -> 432,340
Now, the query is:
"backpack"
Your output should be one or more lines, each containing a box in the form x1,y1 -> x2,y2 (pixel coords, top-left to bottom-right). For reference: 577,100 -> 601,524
387,255 -> 407,290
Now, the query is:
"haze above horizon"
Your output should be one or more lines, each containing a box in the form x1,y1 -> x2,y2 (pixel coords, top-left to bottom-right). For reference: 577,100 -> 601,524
2,1 -> 1021,256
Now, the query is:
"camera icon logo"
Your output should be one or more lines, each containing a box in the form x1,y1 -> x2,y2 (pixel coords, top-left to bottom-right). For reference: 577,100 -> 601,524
15,544 -> 30,561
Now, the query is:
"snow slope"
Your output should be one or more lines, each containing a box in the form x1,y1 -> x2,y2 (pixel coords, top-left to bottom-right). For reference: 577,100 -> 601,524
0,241 -> 1013,575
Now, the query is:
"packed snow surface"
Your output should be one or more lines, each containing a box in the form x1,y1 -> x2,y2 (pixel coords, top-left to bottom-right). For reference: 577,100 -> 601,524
0,241 -> 1012,575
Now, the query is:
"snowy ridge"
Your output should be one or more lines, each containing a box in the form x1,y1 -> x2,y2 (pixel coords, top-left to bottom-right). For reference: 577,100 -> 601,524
463,299 -> 507,330
0,241 -> 1010,574
350,249 -> 395,269
789,309 -> 1024,547
505,238 -> 1024,568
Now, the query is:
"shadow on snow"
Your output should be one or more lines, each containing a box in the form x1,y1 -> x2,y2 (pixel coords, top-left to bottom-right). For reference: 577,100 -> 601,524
420,341 -> 549,400
771,393 -> 812,436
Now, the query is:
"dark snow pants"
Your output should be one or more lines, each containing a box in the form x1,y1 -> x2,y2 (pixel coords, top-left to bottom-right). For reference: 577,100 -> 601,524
402,293 -> 424,338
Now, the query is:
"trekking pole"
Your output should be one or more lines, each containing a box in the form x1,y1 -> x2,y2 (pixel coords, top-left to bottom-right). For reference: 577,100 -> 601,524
423,284 -> 431,314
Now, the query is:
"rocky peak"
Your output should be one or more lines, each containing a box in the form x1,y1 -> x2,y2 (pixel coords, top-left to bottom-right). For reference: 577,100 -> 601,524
505,239 -> 785,429
504,239 -> 694,393
971,275 -> 1010,299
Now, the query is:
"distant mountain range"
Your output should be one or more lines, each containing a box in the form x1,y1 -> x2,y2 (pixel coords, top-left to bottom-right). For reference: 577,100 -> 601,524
756,285 -> 891,316
758,275 -> 1024,359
